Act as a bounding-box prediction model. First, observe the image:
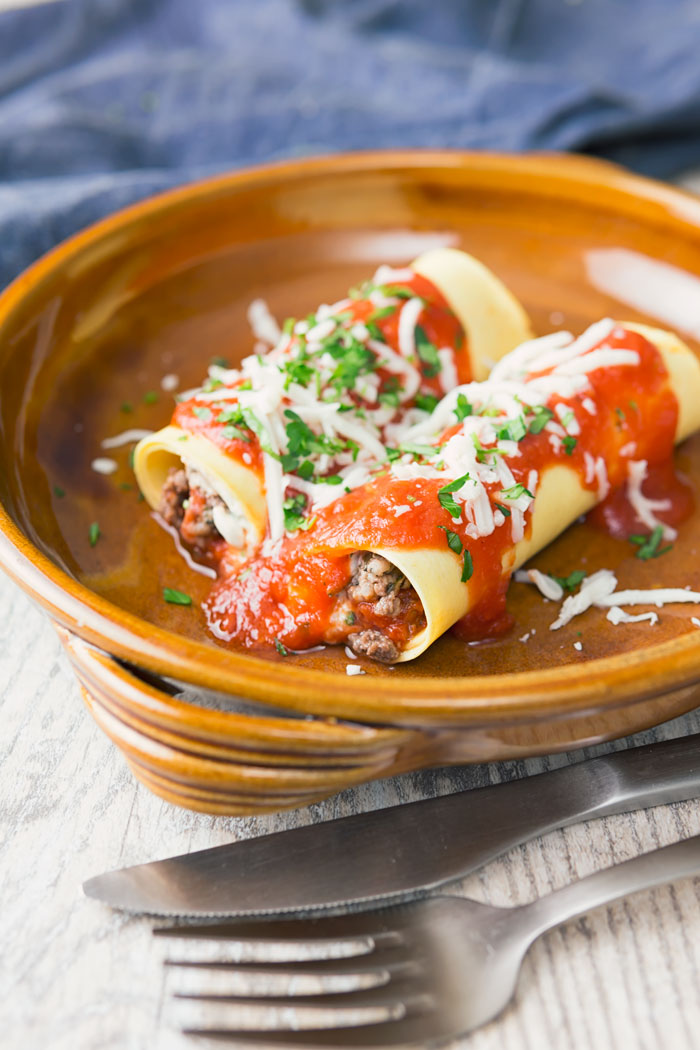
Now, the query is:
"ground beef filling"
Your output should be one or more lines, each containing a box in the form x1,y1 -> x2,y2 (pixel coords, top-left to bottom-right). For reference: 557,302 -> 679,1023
342,552 -> 427,663
159,468 -> 189,529
159,466 -> 224,549
159,474 -> 426,662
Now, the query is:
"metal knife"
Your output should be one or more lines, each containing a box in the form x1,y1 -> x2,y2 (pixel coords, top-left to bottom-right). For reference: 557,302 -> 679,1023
83,732 -> 700,917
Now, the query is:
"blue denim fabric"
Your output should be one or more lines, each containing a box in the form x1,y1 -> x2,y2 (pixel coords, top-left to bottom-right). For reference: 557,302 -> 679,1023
2,0 -> 700,287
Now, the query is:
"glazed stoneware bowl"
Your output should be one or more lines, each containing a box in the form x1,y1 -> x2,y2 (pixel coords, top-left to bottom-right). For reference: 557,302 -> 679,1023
2,151 -> 700,814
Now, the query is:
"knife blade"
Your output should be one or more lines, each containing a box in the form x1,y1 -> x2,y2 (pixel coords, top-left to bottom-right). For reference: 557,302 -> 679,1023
83,732 -> 700,916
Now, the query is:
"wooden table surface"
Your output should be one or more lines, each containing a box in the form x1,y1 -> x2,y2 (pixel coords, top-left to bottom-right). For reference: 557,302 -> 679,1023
3,564 -> 700,1050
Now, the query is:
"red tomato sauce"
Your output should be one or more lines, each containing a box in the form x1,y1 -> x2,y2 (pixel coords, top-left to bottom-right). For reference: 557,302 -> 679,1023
588,458 -> 694,539
173,386 -> 265,476
203,327 -> 688,656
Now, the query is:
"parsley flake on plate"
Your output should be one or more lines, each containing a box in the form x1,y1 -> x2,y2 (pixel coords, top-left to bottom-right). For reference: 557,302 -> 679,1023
163,587 -> 192,606
629,526 -> 672,560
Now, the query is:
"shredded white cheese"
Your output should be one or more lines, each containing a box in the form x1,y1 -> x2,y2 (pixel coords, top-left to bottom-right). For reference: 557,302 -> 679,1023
606,606 -> 659,626
373,264 -> 415,284
91,457 -> 118,475
596,588 -> 700,609
437,347 -> 459,394
625,460 -> 676,540
594,456 -> 610,500
247,298 -> 282,346
550,569 -> 618,630
397,297 -> 424,362
514,568 -> 564,601
554,348 -> 640,375
346,664 -> 366,676
101,429 -> 153,449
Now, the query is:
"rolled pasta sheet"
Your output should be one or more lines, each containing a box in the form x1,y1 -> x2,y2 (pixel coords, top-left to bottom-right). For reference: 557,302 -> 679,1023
134,249 -> 531,557
134,425 -> 267,550
412,248 -> 533,381
202,319 -> 700,662
362,322 -> 700,661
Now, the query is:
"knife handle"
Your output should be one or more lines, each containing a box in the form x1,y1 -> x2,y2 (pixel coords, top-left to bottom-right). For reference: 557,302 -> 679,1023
552,732 -> 700,824
485,732 -> 700,854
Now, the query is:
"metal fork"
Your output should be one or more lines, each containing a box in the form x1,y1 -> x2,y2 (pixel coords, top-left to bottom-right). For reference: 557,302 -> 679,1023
156,834 -> 700,1046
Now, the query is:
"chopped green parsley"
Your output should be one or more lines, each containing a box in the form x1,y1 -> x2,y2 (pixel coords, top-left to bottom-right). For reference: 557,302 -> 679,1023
528,406 -> 554,434
163,587 -> 192,606
414,325 -> 441,378
378,376 -> 402,408
496,416 -> 527,443
549,570 -> 586,593
415,392 -> 439,413
282,409 -> 342,473
283,494 -> 308,532
471,434 -> 504,464
192,405 -> 213,422
400,442 -> 438,458
461,550 -> 474,583
438,525 -> 463,555
378,284 -> 414,300
454,393 -> 473,422
438,473 -> 471,517
628,526 -> 672,560
368,305 -> 396,322
500,483 -> 534,501
202,377 -> 224,393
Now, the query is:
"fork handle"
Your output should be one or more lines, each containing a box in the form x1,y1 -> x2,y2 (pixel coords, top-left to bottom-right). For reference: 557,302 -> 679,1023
518,835 -> 700,942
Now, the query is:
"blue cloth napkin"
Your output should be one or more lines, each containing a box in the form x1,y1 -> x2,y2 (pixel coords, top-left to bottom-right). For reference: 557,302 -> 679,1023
2,0 -> 700,289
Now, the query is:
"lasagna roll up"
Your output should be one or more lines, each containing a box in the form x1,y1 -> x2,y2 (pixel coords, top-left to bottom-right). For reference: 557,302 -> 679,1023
203,321 -> 700,662
134,249 -> 531,559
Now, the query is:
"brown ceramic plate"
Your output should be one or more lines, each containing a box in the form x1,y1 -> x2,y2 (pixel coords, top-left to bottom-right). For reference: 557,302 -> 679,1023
2,150 -> 700,736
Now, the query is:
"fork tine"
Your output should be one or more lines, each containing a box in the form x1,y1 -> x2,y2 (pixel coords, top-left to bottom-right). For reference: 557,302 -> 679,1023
174,985 -> 411,1011
179,1016 -> 428,1047
171,993 -> 428,1041
156,921 -> 402,965
160,934 -> 376,965
164,954 -> 406,976
165,958 -> 403,997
